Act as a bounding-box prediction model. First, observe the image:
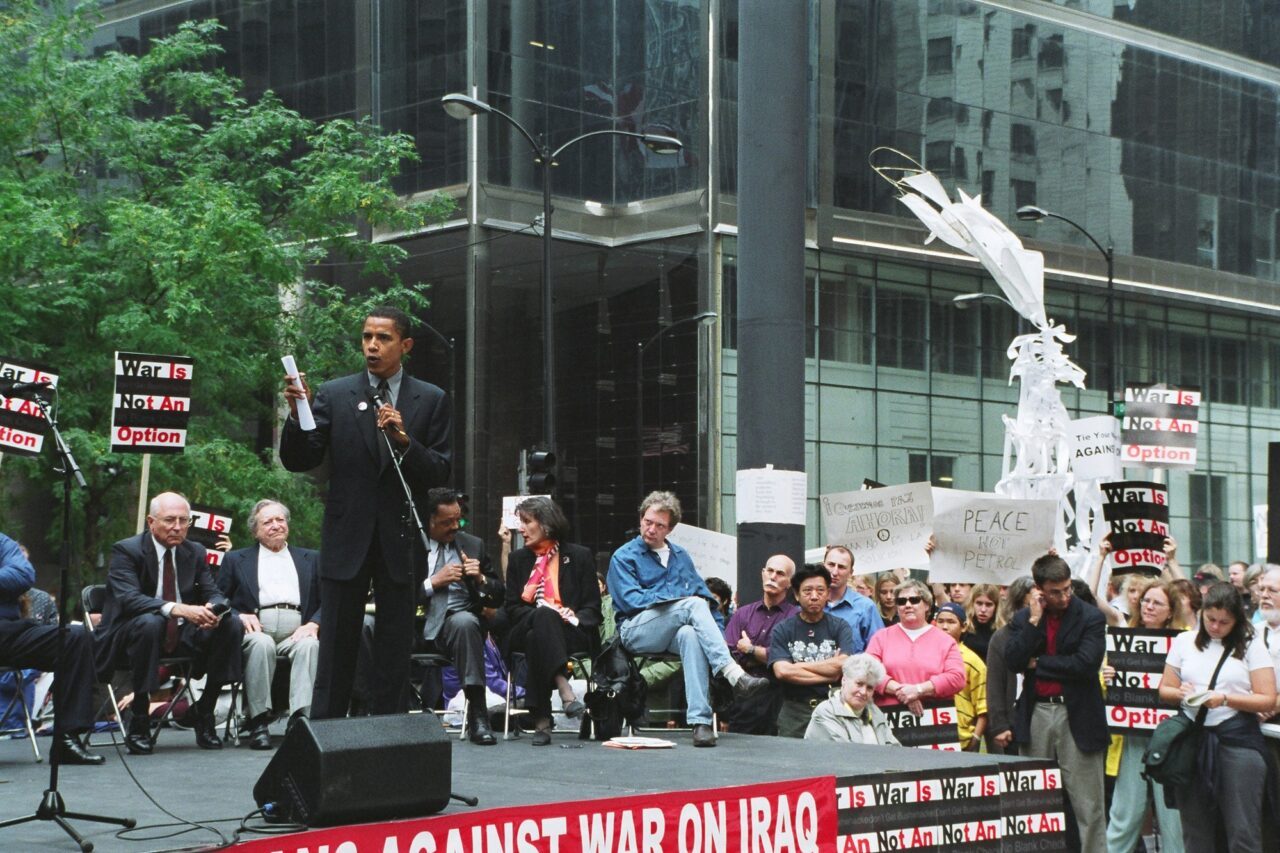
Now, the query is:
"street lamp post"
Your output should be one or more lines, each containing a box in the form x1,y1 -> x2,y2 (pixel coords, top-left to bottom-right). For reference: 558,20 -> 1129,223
635,311 -> 717,500
1016,205 -> 1116,410
417,321 -> 456,469
442,93 -> 683,453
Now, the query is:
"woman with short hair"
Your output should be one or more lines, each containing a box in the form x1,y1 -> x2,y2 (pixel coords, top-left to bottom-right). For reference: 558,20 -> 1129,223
865,580 -> 965,715
804,654 -> 900,745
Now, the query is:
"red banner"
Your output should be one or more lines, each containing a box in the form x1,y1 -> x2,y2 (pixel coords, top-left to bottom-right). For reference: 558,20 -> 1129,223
228,775 -> 836,853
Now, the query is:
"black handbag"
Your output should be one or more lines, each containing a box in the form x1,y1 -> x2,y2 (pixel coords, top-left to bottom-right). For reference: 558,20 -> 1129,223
1142,646 -> 1230,787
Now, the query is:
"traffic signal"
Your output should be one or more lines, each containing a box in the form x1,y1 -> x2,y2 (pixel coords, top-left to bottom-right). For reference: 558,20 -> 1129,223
520,448 -> 557,494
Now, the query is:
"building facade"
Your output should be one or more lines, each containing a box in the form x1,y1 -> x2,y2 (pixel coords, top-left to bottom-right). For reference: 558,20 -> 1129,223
94,0 -> 1280,567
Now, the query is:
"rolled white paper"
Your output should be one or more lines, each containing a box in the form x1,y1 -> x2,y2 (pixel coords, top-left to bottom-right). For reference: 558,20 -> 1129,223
281,355 -> 317,431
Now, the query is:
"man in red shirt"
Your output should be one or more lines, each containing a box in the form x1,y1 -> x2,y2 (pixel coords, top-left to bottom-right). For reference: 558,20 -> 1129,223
1004,554 -> 1107,851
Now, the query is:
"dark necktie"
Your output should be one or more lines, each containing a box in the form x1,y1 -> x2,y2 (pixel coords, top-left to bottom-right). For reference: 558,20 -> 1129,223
376,379 -> 392,467
162,548 -> 179,653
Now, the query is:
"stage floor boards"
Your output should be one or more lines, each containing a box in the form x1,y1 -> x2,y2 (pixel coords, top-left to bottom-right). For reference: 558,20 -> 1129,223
0,719 -> 1031,851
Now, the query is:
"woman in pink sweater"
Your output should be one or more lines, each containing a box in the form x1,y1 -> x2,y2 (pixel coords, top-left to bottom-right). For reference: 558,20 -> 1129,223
865,579 -> 966,713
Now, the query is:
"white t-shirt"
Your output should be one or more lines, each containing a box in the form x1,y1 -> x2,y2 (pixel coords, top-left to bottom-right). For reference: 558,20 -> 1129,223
1166,630 -> 1272,727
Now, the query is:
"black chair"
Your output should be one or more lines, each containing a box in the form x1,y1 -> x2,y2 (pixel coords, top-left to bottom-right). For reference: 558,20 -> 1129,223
0,667 -> 42,762
81,584 -> 197,749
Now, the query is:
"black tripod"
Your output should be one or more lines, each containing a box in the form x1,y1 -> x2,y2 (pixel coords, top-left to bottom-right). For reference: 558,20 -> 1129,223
0,389 -> 135,852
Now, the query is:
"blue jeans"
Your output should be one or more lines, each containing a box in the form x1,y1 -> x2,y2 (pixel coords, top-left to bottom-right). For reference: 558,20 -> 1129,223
619,598 -> 731,726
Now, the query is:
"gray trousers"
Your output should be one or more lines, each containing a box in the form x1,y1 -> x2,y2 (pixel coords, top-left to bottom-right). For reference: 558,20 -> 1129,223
241,608 -> 318,719
1028,703 -> 1106,852
436,610 -> 485,689
1175,742 -> 1266,853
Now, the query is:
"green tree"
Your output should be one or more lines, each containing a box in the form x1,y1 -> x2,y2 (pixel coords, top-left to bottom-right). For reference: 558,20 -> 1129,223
0,2 -> 454,574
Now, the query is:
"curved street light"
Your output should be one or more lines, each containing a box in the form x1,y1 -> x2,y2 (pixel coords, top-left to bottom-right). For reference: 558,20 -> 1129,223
442,92 -> 685,452
1017,204 -> 1116,407
635,311 -> 717,500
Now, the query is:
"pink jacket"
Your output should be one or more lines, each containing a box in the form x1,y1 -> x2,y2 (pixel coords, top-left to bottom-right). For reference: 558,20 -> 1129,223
866,624 -> 966,706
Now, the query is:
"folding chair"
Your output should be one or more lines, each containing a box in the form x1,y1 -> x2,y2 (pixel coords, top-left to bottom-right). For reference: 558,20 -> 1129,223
0,667 -> 41,762
503,649 -> 591,740
630,650 -> 719,738
81,584 -> 197,749
409,648 -> 469,741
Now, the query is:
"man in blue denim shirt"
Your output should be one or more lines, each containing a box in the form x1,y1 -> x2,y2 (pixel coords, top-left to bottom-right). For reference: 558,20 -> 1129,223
608,491 -> 769,747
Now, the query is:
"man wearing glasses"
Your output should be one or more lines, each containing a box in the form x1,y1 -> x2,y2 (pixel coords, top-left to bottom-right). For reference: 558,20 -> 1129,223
820,545 -> 884,653
608,490 -> 770,747
1003,553 -> 1107,851
96,491 -> 243,754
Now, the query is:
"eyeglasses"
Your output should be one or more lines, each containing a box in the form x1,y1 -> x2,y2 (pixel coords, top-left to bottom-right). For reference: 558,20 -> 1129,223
155,516 -> 192,527
895,595 -> 924,606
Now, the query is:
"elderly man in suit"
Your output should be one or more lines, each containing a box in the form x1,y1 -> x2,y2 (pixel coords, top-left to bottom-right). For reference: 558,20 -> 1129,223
218,499 -> 321,750
420,488 -> 504,744
96,491 -> 243,754
281,305 -> 451,718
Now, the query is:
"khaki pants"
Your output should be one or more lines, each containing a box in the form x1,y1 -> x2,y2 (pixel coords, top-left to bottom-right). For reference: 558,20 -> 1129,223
1028,702 -> 1105,851
240,608 -> 318,719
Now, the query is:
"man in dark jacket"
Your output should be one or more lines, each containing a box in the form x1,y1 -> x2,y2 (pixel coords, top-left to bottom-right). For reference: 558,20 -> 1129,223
96,492 -> 243,754
218,499 -> 321,749
1004,553 -> 1107,851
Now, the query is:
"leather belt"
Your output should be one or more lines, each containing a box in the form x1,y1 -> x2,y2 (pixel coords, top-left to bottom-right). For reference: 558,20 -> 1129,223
259,604 -> 301,612
1037,695 -> 1066,705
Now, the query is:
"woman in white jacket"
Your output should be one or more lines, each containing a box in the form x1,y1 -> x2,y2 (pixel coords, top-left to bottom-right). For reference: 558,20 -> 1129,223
804,654 -> 900,746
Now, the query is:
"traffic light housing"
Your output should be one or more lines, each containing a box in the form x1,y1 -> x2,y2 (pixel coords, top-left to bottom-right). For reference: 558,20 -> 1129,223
521,448 -> 557,494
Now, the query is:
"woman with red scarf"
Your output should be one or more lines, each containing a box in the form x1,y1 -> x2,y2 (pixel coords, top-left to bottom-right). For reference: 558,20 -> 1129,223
504,497 -> 601,745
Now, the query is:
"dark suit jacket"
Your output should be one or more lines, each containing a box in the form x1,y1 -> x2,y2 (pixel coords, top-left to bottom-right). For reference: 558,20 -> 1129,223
217,545 -> 322,625
505,543 -> 602,649
420,530 -> 503,641
94,532 -> 226,677
1004,595 -> 1108,753
278,370 -> 450,583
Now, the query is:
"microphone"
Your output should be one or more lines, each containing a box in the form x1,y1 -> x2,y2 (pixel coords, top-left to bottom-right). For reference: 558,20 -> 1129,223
367,386 -> 388,410
0,378 -> 53,398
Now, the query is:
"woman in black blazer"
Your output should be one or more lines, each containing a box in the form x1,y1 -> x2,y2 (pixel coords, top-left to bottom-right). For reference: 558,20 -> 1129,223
504,497 -> 601,745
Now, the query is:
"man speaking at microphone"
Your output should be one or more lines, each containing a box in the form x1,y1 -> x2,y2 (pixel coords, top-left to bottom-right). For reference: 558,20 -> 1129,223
281,306 -> 451,718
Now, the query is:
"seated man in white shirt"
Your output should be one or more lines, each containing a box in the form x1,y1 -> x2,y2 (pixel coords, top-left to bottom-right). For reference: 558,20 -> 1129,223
218,500 -> 321,749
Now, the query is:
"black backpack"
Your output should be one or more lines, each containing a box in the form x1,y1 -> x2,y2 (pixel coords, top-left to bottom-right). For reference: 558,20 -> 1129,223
581,637 -> 647,740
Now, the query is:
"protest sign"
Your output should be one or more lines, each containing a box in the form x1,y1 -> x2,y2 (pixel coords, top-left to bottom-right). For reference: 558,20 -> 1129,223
187,504 -> 234,569
930,489 -> 1056,584
0,357 -> 58,457
1105,627 -> 1180,735
736,465 -> 807,525
881,699 -> 961,751
1101,481 -> 1168,575
1121,385 -> 1200,469
667,523 -> 738,592
819,483 -> 932,573
501,495 -> 550,529
110,352 -> 194,453
1068,416 -> 1121,481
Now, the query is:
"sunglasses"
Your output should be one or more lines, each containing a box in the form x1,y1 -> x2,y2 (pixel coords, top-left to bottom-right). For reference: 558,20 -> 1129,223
895,595 -> 924,606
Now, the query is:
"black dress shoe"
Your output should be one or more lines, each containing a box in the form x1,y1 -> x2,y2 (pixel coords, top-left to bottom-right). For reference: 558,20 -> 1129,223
468,714 -> 497,746
248,716 -> 273,750
125,717 -> 154,755
732,672 -> 770,700
193,712 -> 223,750
692,724 -> 717,747
56,734 -> 105,765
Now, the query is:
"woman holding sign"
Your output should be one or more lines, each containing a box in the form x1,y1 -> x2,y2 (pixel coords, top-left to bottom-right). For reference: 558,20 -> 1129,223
865,580 -> 965,726
1104,579 -> 1189,853
1156,583 -> 1276,853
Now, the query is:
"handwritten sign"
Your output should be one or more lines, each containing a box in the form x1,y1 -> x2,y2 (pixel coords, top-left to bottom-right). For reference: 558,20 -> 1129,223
110,352 -> 194,453
1101,481 -> 1168,575
735,466 -> 807,526
668,524 -> 738,592
0,357 -> 59,457
1105,627 -> 1180,735
1068,416 -> 1121,481
930,489 -> 1056,584
1122,385 -> 1200,469
819,483 -> 933,573
501,495 -> 550,530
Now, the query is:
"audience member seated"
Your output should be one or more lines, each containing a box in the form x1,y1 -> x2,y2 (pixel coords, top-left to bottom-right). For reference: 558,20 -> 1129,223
506,497 -> 600,746
608,491 -> 767,748
820,546 -> 884,653
421,488 -> 504,745
768,564 -> 854,738
217,499 -> 320,749
931,602 -> 987,751
804,654 -> 900,746
866,579 -> 965,717
94,491 -> 243,755
722,554 -> 796,734
0,531 -> 103,765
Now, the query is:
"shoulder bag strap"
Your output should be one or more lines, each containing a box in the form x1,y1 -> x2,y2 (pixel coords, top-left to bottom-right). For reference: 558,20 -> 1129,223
1193,645 -> 1233,726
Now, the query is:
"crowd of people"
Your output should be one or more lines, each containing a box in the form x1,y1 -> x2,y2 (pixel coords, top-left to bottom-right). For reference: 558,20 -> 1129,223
4,306 -> 1280,853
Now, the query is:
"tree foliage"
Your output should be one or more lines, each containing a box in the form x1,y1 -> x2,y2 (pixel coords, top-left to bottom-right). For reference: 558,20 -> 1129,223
0,2 -> 455,573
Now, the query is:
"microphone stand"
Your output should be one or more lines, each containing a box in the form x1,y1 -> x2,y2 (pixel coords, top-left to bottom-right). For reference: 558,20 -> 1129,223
369,389 -> 477,809
0,390 -> 136,851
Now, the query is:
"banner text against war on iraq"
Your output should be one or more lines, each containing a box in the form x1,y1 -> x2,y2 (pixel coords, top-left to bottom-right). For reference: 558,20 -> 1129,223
110,352 -> 194,453
1102,481 -> 1169,575
1121,385 -> 1199,469
0,357 -> 59,456
1105,627 -> 1181,735
187,504 -> 234,568
224,776 -> 834,853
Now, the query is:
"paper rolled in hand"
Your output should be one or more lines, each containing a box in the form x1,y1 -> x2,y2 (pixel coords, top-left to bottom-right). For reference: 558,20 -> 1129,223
281,355 -> 317,431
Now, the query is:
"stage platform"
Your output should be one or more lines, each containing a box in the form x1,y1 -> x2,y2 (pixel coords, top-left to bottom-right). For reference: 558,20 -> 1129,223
0,719 -> 1067,852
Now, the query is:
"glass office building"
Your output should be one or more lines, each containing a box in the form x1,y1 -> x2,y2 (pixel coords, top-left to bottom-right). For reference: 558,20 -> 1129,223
93,0 -> 1280,566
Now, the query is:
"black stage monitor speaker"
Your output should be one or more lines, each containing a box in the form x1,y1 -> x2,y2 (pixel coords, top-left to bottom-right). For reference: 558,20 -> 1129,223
254,713 -> 451,826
